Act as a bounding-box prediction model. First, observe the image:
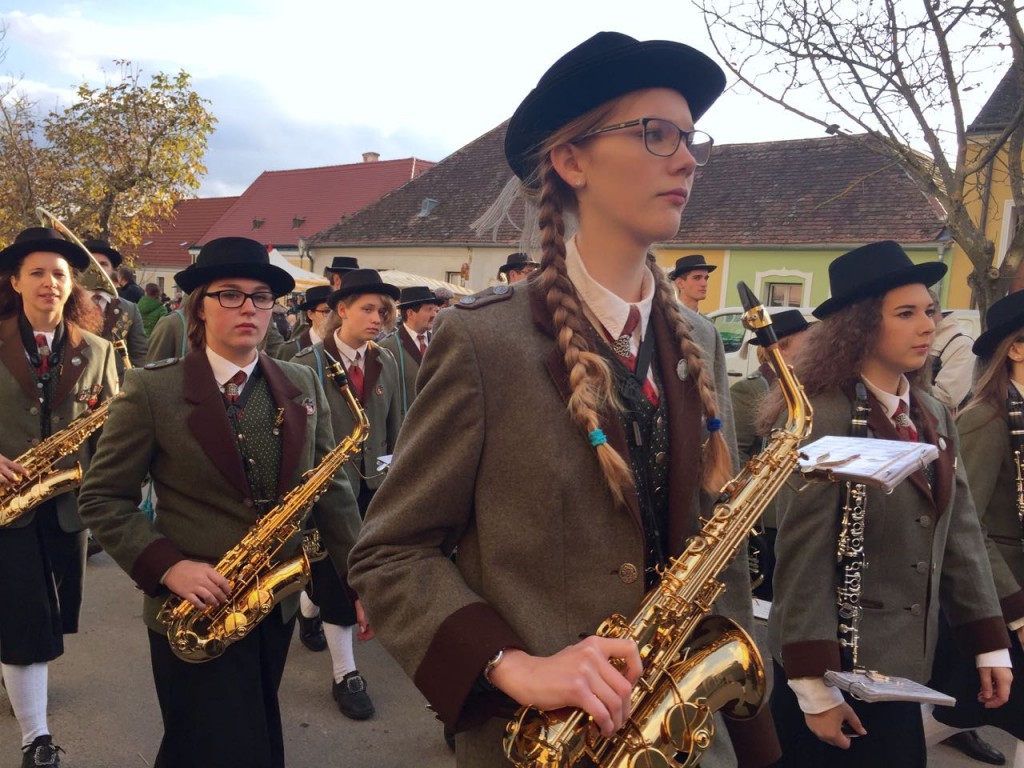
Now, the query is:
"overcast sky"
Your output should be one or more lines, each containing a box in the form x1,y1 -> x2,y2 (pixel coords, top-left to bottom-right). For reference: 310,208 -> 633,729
0,1 -> 1004,197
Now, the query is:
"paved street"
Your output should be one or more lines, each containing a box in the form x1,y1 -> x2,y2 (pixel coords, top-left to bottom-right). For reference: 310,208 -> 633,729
1,552 -> 1016,766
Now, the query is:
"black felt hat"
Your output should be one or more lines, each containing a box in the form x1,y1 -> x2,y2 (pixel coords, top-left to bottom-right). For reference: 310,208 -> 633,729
668,254 -> 716,280
748,309 -> 812,346
326,269 -> 400,308
505,32 -> 726,183
175,237 -> 295,296
974,290 -> 1024,357
397,285 -> 445,308
813,241 -> 947,320
0,227 -> 91,272
324,256 -> 361,277
497,253 -> 540,278
298,285 -> 333,311
83,238 -> 123,269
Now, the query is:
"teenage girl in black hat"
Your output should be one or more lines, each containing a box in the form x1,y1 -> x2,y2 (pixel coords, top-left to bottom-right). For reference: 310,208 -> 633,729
0,227 -> 118,768
350,32 -> 779,767
763,241 -> 1012,767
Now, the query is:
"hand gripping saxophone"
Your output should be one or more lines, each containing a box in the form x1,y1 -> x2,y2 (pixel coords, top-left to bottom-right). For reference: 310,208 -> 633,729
504,282 -> 813,768
157,355 -> 369,662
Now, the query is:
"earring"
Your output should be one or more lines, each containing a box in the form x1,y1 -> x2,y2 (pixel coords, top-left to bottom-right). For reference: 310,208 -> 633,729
575,179 -> 585,188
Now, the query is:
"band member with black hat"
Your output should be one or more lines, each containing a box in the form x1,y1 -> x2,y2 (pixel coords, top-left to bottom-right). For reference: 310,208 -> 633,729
762,241 -> 1011,766
323,256 -> 360,291
379,285 -> 444,417
497,252 -> 540,284
925,289 -> 1024,763
78,236 -> 363,768
0,227 -> 119,768
81,238 -> 148,374
350,31 -> 780,767
730,308 -> 811,601
668,253 -> 716,312
292,268 -> 400,720
276,284 -> 333,362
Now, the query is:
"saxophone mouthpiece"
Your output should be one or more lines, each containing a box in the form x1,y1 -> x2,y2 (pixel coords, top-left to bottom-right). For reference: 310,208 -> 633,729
737,281 -> 778,349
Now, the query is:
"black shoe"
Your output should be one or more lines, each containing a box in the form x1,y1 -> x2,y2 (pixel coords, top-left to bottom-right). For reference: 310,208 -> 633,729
87,535 -> 102,558
943,731 -> 1006,766
21,735 -> 63,768
298,614 -> 326,652
332,671 -> 375,720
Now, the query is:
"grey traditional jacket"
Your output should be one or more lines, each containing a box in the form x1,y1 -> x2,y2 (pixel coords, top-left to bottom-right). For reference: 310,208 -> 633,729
293,335 -> 403,492
349,283 -> 778,768
100,296 -> 148,374
378,325 -> 425,417
0,315 -> 119,530
78,350 -> 362,632
768,386 -> 1009,682
956,402 -> 1024,624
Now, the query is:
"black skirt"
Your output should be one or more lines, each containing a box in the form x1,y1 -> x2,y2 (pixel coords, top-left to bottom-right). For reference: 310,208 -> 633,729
0,499 -> 87,665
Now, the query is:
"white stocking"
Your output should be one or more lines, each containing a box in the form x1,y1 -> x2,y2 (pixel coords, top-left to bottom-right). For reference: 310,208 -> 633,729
323,622 -> 356,683
1,662 -> 49,747
299,590 -> 319,619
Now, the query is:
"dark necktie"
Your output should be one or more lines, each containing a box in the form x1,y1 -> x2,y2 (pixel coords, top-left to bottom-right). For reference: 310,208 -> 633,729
616,306 -> 659,407
34,333 -> 50,376
348,353 -> 364,399
417,334 -> 427,357
893,400 -> 918,441
224,370 -> 247,404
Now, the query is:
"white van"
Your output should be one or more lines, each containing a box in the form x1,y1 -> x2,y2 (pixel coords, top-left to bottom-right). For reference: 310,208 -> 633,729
707,306 -> 817,381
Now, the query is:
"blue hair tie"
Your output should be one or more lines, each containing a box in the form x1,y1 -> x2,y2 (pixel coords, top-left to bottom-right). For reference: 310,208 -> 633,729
706,417 -> 722,433
588,429 -> 607,447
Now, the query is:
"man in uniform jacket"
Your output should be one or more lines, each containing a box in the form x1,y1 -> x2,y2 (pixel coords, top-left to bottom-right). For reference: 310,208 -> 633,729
81,239 -> 148,375
378,285 -> 444,417
276,285 -> 333,363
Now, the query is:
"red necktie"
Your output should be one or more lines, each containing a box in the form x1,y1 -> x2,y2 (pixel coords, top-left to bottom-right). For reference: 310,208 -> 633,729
617,307 -> 659,407
417,334 -> 427,357
348,354 -> 364,399
224,370 -> 247,404
893,401 -> 918,441
34,333 -> 50,376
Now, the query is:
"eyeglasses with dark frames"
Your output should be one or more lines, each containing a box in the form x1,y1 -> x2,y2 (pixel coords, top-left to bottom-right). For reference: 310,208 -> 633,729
308,308 -> 333,316
205,290 -> 276,310
573,117 -> 714,166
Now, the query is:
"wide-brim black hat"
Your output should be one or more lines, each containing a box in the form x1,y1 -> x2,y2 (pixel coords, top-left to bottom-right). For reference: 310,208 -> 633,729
668,254 -> 717,280
324,256 -> 360,276
748,309 -> 812,345
327,269 -> 400,308
83,238 -> 123,268
498,252 -> 540,276
505,32 -> 726,183
974,290 -> 1024,357
397,285 -> 445,307
298,285 -> 333,311
175,237 -> 295,296
813,241 -> 947,320
0,227 -> 91,272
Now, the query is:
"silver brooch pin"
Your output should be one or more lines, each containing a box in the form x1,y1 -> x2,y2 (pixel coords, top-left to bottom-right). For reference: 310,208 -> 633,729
676,360 -> 689,381
612,335 -> 631,357
895,412 -> 913,429
71,356 -> 82,366
225,382 -> 240,399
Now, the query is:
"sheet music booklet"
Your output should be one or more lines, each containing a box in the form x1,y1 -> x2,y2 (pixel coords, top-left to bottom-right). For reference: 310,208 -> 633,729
824,669 -> 956,706
798,436 -> 939,493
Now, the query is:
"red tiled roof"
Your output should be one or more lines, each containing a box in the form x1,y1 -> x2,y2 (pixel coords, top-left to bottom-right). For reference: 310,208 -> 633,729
312,124 -> 946,248
200,158 -> 434,248
125,196 -> 238,269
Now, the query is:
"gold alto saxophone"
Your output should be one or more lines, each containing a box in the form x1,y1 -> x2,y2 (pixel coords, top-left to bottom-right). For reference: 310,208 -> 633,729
504,282 -> 813,768
157,355 -> 369,662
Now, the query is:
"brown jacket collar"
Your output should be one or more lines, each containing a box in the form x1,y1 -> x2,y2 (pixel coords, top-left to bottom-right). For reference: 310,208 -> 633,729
528,280 -> 703,554
0,314 -> 89,407
182,349 -> 305,500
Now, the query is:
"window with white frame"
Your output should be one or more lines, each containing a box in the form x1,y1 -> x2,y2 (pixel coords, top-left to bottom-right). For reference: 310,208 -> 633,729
765,282 -> 803,307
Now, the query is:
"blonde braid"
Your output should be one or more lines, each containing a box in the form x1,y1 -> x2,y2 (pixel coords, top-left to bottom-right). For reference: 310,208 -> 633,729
649,253 -> 733,493
535,160 -> 634,506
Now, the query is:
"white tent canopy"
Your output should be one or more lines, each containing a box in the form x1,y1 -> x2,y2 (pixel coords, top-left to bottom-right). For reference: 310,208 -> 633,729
377,269 -> 471,296
268,249 -> 329,292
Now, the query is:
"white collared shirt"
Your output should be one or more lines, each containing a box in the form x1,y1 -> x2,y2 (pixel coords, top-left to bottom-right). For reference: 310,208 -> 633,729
205,346 -> 258,394
401,323 -> 429,350
308,327 -> 322,347
92,289 -> 115,313
334,331 -> 368,370
860,374 -> 911,429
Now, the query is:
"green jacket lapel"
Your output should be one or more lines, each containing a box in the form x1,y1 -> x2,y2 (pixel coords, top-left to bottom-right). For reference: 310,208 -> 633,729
0,316 -> 36,401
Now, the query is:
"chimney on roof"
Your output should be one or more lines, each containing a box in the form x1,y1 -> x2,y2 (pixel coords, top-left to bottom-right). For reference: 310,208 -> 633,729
362,152 -> 380,163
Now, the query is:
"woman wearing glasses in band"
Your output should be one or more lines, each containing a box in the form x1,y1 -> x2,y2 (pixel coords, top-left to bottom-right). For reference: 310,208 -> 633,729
79,237 -> 363,768
349,33 -> 779,768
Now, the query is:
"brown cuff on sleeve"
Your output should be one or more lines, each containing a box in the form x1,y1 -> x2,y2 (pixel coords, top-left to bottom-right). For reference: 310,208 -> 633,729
999,589 -> 1024,626
724,704 -> 782,768
413,601 -> 523,730
130,538 -> 185,597
781,640 -> 841,679
954,616 -> 1012,655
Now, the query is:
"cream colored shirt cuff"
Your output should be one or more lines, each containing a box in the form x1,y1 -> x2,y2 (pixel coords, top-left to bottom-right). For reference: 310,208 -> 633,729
788,677 -> 845,714
1008,617 -> 1024,631
976,649 -> 1012,668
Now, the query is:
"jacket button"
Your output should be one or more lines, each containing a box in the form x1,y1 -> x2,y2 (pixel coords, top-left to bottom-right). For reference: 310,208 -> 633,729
29,438 -> 40,447
243,498 -> 254,508
908,604 -> 922,616
617,563 -> 639,584
918,516 -> 932,528
655,452 -> 666,465
29,406 -> 38,415
915,561 -> 928,574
